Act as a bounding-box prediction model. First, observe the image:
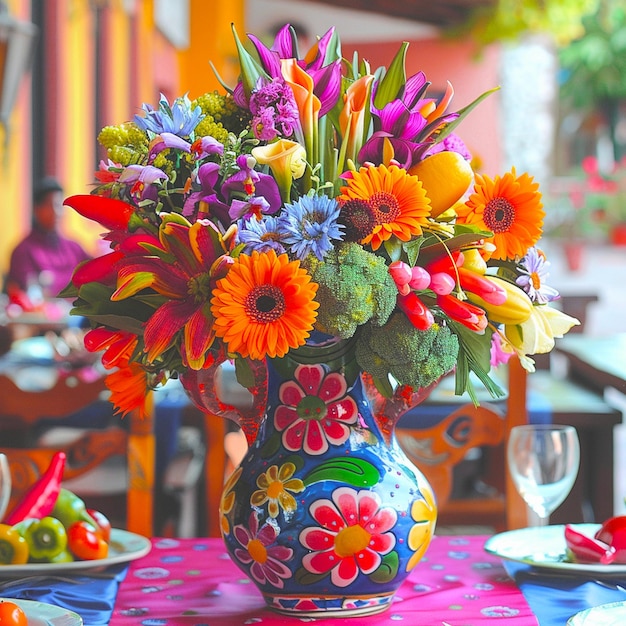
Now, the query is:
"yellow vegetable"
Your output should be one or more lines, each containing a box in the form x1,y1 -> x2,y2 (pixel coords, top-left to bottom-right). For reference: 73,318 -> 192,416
467,276 -> 533,325
409,151 -> 474,217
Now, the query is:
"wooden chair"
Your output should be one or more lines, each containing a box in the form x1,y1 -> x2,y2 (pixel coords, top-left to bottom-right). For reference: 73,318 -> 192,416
0,370 -> 155,537
396,356 -> 528,532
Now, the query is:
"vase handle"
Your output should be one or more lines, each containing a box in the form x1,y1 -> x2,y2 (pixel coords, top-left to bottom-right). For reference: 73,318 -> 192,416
361,372 -> 439,442
180,357 -> 268,445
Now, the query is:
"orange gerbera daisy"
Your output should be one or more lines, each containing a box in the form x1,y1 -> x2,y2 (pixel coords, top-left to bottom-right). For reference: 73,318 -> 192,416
456,168 -> 544,261
211,249 -> 319,360
338,163 -> 431,251
105,361 -> 152,420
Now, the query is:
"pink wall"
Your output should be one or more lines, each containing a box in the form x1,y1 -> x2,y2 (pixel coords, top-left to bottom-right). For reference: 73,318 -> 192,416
343,37 -> 503,176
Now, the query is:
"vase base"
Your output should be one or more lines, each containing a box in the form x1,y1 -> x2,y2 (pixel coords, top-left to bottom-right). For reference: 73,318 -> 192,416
264,591 -> 395,617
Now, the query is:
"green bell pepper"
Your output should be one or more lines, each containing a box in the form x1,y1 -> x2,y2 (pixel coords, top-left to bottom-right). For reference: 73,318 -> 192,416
0,523 -> 29,565
51,488 -> 97,529
23,516 -> 68,561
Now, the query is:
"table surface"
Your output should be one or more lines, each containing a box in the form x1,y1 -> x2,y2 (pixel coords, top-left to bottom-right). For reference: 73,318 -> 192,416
4,533 -> 626,626
557,333 -> 626,393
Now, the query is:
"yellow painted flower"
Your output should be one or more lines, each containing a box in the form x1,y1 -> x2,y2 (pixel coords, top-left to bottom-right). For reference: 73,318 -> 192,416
456,168 -> 545,261
251,139 -> 307,201
406,482 -> 437,571
211,249 -> 319,360
250,463 -> 305,518
220,466 -> 242,536
338,163 -> 431,251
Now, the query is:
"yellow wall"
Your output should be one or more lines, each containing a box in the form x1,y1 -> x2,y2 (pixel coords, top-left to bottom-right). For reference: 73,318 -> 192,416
0,0 -> 245,278
178,0 -> 245,99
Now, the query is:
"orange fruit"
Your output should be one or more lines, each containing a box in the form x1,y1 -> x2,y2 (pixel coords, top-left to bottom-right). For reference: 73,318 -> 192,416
0,600 -> 28,626
409,151 -> 474,217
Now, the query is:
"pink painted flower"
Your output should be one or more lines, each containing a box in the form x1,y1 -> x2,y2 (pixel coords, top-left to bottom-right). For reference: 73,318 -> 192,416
232,512 -> 293,588
299,487 -> 397,587
274,363 -> 358,454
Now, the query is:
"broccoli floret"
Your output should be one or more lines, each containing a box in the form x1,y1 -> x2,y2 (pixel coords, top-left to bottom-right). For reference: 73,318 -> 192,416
355,312 -> 459,390
303,242 -> 397,338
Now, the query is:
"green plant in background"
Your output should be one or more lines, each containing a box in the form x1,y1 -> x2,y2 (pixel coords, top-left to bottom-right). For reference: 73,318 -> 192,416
451,0 -> 599,47
559,0 -> 626,161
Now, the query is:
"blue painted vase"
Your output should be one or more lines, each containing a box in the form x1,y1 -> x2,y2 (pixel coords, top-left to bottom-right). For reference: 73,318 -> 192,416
213,337 -> 438,617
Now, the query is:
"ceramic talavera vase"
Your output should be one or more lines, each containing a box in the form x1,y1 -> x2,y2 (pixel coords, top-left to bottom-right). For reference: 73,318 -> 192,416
183,336 -> 438,618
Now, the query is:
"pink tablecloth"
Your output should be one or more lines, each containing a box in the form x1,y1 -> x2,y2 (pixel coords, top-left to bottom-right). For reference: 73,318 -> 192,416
110,534 -> 537,625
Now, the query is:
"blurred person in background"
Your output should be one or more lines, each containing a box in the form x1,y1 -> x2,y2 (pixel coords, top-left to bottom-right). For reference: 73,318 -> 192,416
4,176 -> 90,310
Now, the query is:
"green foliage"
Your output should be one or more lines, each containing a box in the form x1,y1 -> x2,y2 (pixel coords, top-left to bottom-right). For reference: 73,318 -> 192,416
355,314 -> 459,391
453,0 -> 599,47
559,0 -> 626,107
302,242 -> 397,338
192,91 -> 250,143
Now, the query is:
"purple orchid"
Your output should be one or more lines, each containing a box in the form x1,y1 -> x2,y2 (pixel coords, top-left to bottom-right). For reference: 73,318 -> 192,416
118,164 -> 168,202
359,71 -> 458,168
221,155 -> 282,215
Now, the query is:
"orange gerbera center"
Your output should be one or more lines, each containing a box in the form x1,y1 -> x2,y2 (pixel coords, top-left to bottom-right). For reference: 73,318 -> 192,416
369,191 -> 401,223
483,197 -> 515,233
246,285 -> 286,323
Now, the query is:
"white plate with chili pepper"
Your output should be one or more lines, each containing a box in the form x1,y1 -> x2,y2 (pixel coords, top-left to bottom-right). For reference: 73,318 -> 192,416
484,524 -> 626,575
0,528 -> 150,577
0,598 -> 82,625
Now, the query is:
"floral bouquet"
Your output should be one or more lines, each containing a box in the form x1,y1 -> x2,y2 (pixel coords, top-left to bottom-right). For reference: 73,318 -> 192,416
62,23 -> 579,421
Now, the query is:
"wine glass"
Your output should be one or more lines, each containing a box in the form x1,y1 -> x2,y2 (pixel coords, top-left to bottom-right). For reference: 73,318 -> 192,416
0,453 -> 11,521
507,424 -> 580,527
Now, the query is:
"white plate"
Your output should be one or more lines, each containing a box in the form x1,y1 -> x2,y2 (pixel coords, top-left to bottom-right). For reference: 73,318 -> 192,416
0,528 -> 151,577
0,598 -> 82,625
484,524 -> 626,575
567,601 -> 626,625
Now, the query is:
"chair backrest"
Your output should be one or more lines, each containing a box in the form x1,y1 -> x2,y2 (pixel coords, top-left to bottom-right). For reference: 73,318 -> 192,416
396,356 -> 528,532
0,371 -> 155,536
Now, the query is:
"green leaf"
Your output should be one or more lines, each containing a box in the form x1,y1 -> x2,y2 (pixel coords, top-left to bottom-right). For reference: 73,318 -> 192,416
373,42 -> 408,109
369,550 -> 399,583
436,87 -> 500,144
231,23 -> 269,98
303,457 -> 380,487
234,356 -> 257,389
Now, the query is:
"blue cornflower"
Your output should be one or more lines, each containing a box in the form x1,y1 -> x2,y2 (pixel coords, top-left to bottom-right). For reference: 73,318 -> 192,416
237,216 -> 286,254
278,195 -> 344,261
516,247 -> 559,304
134,93 -> 204,138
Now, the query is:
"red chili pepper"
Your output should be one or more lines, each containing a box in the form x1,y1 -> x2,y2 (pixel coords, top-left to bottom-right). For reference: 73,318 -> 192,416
67,521 -> 108,560
564,524 -> 616,564
4,452 -> 66,525
64,194 -> 135,230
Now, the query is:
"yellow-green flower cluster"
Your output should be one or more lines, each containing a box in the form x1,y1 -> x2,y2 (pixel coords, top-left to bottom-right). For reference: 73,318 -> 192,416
98,122 -> 149,166
192,91 -> 250,143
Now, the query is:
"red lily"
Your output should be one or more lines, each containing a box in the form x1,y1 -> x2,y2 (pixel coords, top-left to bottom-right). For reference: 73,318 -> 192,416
84,327 -> 139,369
64,194 -> 135,230
111,216 -> 230,369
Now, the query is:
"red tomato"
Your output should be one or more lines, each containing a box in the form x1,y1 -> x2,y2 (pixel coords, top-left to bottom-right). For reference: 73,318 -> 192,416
86,508 -> 112,542
0,600 -> 28,626
595,516 -> 626,564
67,521 -> 108,561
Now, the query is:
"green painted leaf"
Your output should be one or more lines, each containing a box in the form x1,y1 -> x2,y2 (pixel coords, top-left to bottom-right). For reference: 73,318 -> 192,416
303,457 -> 380,487
369,550 -> 399,583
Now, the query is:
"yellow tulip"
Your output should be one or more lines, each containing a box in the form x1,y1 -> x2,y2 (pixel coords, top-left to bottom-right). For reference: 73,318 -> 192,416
467,276 -> 533,325
505,305 -> 580,355
252,139 -> 307,201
